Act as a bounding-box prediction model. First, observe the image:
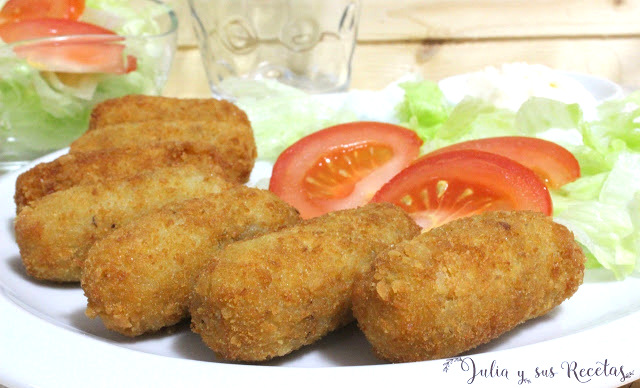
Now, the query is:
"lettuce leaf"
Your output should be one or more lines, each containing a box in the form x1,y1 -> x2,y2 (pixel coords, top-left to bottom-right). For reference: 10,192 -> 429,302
395,81 -> 640,278
395,80 -> 450,141
83,0 -> 168,36
228,79 -> 357,161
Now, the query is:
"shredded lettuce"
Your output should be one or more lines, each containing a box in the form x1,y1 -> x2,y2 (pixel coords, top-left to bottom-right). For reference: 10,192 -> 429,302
227,79 -> 357,161
395,80 -> 450,141
0,0 -> 170,161
83,0 -> 169,36
398,80 -> 640,279
191,74 -> 640,279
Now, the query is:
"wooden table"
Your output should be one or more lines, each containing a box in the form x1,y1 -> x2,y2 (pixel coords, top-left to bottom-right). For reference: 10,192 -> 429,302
163,0 -> 640,97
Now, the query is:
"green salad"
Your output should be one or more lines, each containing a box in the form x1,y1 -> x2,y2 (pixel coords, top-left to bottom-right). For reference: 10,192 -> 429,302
396,81 -> 640,279
241,78 -> 640,279
0,0 -> 173,162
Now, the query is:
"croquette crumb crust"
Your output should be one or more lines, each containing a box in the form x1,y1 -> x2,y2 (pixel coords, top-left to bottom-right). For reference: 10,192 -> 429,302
352,211 -> 585,363
70,119 -> 256,184
14,142 -> 237,212
81,186 -> 301,337
189,203 -> 421,362
15,165 -> 233,282
88,95 -> 249,130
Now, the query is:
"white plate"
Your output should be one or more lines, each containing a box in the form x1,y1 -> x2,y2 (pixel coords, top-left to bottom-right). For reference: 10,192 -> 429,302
1,74 -> 639,388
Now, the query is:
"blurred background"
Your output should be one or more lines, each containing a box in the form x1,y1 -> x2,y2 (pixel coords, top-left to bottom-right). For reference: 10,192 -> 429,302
164,0 -> 640,97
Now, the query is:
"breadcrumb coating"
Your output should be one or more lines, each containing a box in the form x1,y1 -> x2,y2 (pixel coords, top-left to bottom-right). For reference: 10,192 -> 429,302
352,211 -> 585,362
15,165 -> 233,282
82,186 -> 301,337
14,142 -> 237,212
70,119 -> 256,183
88,95 -> 248,131
189,202 -> 420,362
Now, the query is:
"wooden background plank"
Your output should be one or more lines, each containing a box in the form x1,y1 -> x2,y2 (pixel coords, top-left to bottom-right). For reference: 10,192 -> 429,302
169,0 -> 640,46
163,0 -> 640,97
164,37 -> 640,97
359,0 -> 640,40
351,38 -> 640,89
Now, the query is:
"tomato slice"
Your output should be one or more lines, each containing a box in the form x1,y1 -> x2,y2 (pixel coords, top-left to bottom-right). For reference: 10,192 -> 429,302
0,18 -> 136,74
0,18 -> 114,42
423,136 -> 580,189
269,121 -> 423,219
371,149 -> 552,230
0,0 -> 85,23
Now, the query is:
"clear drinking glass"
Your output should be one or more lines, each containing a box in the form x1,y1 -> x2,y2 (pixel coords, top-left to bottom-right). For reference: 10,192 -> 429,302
188,0 -> 360,99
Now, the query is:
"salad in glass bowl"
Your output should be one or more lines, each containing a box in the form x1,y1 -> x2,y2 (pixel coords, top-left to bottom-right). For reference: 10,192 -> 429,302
0,0 -> 178,172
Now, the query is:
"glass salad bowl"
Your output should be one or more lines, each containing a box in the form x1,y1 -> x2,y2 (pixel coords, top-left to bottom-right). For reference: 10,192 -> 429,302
0,0 -> 178,173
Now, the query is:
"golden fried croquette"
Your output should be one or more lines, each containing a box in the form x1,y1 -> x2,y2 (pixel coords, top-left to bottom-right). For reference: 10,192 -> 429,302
15,165 -> 234,282
189,203 -> 420,362
14,142 -> 238,213
352,211 -> 585,363
82,186 -> 301,337
69,120 -> 256,183
88,95 -> 248,131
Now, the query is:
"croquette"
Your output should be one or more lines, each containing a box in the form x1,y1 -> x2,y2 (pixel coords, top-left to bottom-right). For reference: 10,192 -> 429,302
15,165 -> 233,282
87,95 -> 248,131
189,203 -> 420,362
14,142 -> 237,212
82,186 -> 301,337
351,211 -> 585,363
69,119 -> 256,183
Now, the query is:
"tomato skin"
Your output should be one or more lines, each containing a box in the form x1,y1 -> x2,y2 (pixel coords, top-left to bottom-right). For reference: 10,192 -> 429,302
371,149 -> 552,230
13,39 -> 137,74
0,0 -> 85,22
422,136 -> 580,189
0,18 -> 136,74
269,121 -> 423,219
0,18 -> 115,42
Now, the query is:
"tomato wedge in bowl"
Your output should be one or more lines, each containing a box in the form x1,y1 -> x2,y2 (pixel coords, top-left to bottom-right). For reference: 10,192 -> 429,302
0,18 -> 136,74
371,149 -> 552,230
0,0 -> 85,23
0,0 -> 178,174
0,18 -> 116,41
269,121 -> 423,219
422,136 -> 580,189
